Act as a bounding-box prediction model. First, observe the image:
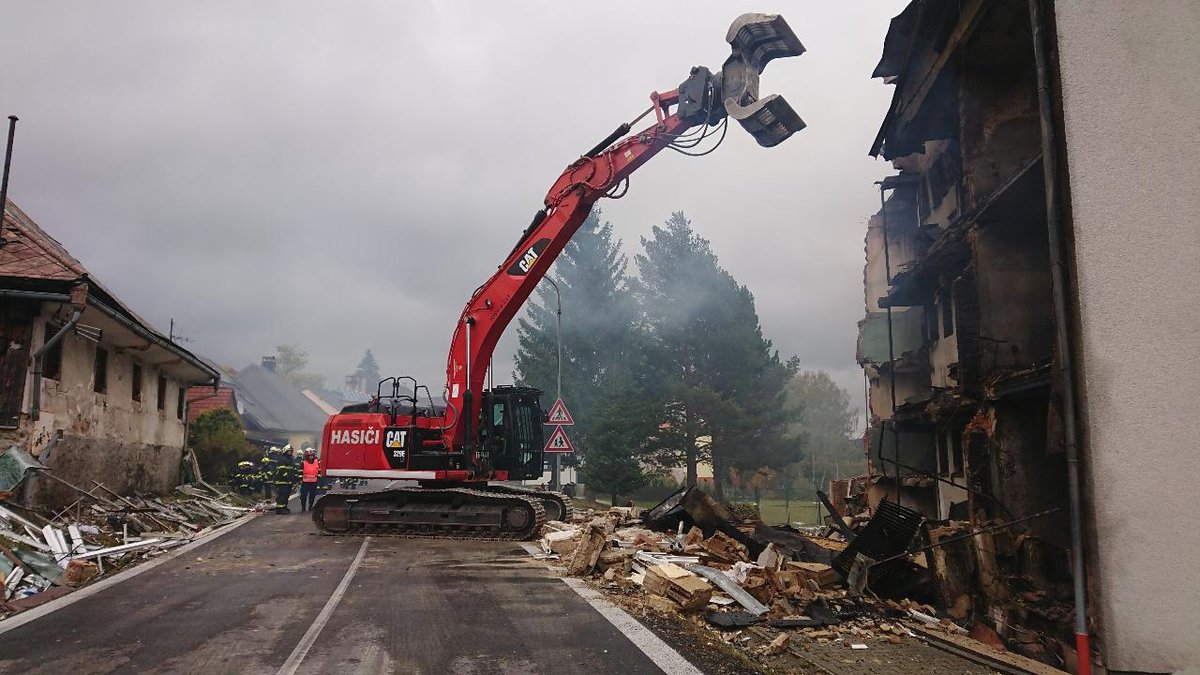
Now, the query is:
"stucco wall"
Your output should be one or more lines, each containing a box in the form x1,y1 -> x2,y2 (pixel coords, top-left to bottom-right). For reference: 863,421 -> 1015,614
28,311 -> 187,450
22,309 -> 194,508
1055,2 -> 1200,672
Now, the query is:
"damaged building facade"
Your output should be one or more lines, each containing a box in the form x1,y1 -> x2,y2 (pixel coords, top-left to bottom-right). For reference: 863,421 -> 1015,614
857,1 -> 1199,673
0,200 -> 218,508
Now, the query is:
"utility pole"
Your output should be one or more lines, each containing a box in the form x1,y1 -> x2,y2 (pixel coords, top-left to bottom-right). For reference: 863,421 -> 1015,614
168,318 -> 192,344
0,116 -> 18,247
541,277 -> 563,490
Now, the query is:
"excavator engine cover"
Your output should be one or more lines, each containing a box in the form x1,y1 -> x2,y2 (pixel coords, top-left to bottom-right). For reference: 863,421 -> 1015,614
722,13 -> 807,147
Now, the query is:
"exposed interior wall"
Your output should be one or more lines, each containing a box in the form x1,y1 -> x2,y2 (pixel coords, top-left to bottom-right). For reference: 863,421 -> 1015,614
865,369 -> 927,420
935,479 -> 968,520
1055,2 -> 1200,671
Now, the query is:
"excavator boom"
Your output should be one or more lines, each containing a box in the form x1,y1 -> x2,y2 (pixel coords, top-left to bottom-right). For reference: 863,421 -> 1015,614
315,13 -> 805,540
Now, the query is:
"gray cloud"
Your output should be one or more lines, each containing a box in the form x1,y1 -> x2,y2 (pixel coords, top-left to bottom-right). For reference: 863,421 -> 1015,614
1,1 -> 903,410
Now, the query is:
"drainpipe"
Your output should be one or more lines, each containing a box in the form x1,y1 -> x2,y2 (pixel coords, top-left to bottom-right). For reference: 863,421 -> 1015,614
30,283 -> 88,421
1027,1 -> 1091,673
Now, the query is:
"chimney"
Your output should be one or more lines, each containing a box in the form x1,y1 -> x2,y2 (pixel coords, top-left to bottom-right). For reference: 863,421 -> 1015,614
262,355 -> 277,373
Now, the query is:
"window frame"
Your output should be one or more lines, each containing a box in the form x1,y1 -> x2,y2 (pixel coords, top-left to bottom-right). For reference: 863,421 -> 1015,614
42,321 -> 64,381
156,374 -> 167,411
93,347 -> 108,394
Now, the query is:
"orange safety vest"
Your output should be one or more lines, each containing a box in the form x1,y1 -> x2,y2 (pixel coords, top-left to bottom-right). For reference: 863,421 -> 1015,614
302,459 -> 320,483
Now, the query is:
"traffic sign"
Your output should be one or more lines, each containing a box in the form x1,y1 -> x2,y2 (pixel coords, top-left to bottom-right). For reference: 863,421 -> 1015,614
544,425 -> 576,453
545,398 -> 575,425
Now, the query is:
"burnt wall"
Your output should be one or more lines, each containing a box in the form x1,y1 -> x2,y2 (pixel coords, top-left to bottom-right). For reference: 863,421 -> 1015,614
987,393 -> 1069,549
959,6 -> 1041,206
29,434 -> 182,510
973,217 -> 1054,371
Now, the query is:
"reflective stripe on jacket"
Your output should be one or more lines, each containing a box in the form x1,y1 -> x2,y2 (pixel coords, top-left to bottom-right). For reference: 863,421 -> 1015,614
302,459 -> 319,483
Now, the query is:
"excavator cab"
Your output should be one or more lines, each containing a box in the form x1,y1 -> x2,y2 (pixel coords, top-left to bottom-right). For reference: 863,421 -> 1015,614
479,385 -> 544,480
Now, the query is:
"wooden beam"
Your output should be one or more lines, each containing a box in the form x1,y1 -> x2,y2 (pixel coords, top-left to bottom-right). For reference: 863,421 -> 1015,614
897,0 -> 988,129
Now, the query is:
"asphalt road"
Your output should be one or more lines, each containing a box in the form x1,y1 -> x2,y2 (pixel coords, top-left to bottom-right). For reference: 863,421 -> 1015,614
0,511 -> 689,675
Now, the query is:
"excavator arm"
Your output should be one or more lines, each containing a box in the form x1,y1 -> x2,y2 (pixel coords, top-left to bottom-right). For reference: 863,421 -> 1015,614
442,13 -> 808,460
443,92 -> 697,455
313,13 -> 805,540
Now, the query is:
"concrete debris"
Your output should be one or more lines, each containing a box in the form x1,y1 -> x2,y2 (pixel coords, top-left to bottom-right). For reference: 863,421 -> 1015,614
532,497 -> 1037,673
643,562 -> 712,610
566,519 -> 608,576
0,479 -> 253,618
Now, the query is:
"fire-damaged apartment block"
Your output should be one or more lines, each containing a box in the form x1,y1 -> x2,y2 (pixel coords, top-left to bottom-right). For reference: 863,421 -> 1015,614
859,1 -> 1061,538
853,1 -> 1199,674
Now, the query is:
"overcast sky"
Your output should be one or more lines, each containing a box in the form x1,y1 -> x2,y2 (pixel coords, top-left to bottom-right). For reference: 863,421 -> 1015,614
0,1 -> 902,415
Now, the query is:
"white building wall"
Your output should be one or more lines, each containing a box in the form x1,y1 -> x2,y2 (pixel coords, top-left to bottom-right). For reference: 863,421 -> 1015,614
1055,2 -> 1200,672
27,310 -> 187,451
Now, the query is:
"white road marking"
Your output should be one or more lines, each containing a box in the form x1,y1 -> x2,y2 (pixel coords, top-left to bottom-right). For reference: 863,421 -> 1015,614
276,536 -> 371,675
0,511 -> 260,635
562,577 -> 704,675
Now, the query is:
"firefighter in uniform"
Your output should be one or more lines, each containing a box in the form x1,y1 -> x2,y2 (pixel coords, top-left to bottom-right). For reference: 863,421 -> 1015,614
231,460 -> 256,495
259,448 -> 279,500
299,447 -> 320,512
272,447 -> 299,514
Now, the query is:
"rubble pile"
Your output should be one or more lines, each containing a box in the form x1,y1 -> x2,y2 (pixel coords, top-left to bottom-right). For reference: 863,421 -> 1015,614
0,481 -> 253,617
534,487 -> 1066,674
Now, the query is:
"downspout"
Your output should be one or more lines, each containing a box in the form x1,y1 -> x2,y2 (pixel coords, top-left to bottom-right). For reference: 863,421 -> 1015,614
1027,1 -> 1091,673
878,183 -> 900,505
30,283 -> 88,421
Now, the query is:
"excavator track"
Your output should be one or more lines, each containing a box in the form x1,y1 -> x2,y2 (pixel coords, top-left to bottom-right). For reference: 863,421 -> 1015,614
311,487 -> 546,541
479,485 -> 574,522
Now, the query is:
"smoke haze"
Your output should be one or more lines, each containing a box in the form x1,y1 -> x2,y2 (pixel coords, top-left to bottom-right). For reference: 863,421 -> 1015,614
0,1 -> 904,410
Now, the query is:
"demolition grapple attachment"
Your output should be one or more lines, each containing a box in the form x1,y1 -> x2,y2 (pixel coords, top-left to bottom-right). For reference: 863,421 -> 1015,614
721,13 -> 806,147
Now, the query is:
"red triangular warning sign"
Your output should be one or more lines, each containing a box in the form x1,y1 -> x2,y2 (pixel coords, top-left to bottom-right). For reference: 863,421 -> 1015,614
545,398 -> 574,425
543,425 -> 576,453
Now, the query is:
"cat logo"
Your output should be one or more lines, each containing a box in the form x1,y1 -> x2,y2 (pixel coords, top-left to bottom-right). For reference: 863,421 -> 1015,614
384,428 -> 407,449
518,248 -> 539,273
506,238 -> 549,277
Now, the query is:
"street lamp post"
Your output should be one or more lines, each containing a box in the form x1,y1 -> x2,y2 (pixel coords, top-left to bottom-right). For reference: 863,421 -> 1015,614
541,277 -> 563,490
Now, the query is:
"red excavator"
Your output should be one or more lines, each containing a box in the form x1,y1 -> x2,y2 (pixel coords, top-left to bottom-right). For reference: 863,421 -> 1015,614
312,13 -> 806,540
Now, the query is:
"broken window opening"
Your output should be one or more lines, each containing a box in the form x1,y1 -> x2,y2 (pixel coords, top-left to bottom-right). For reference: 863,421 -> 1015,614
157,374 -> 167,411
176,386 -> 185,420
924,304 -> 939,343
94,347 -> 108,394
917,176 -> 932,223
42,321 -> 64,381
132,363 -> 143,402
927,140 -> 961,211
940,288 -> 956,338
936,432 -> 950,475
951,430 -> 964,477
